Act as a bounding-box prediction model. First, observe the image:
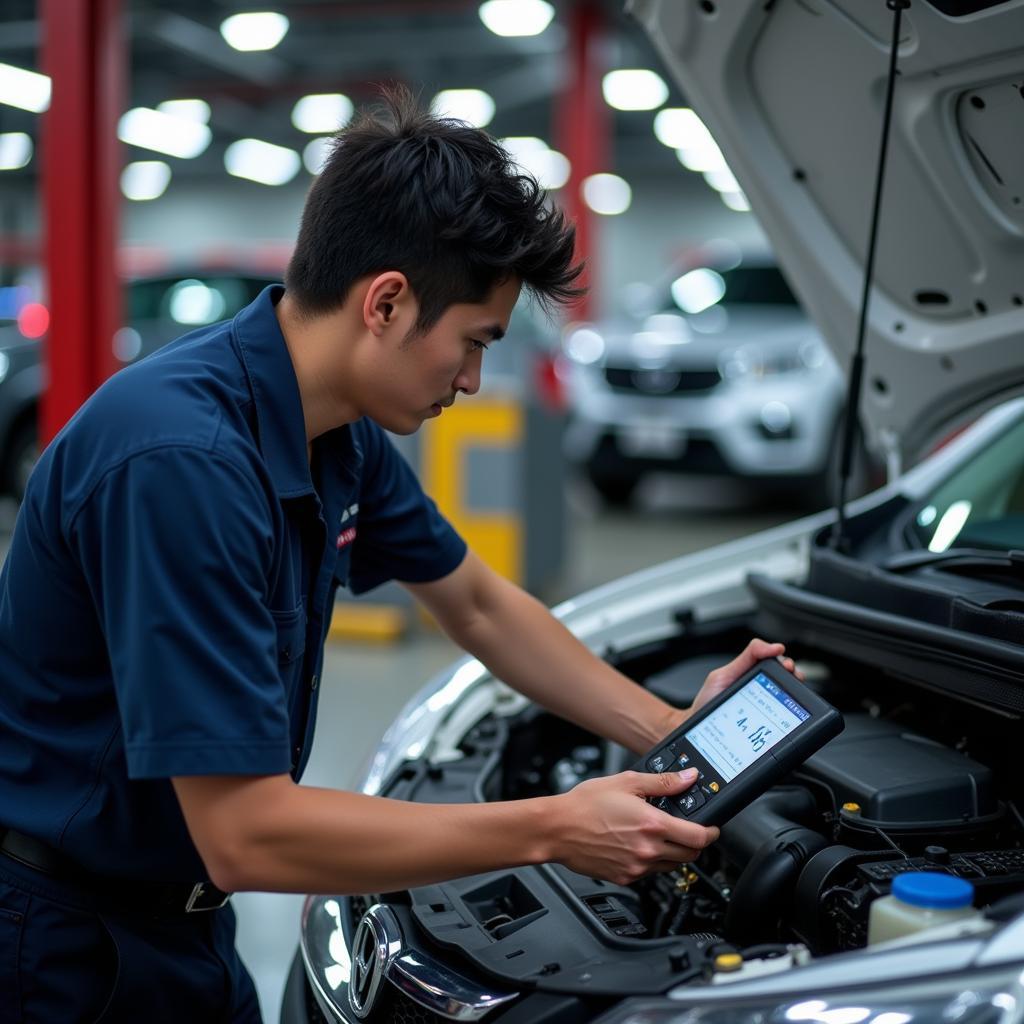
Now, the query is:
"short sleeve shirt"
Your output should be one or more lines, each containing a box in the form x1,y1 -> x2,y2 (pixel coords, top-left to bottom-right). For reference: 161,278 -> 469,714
0,285 -> 466,882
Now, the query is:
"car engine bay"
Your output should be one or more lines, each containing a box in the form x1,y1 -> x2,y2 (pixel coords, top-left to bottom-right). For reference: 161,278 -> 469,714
313,590 -> 1023,1024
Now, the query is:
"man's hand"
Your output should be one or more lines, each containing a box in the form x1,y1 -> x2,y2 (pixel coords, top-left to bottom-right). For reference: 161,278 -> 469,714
549,768 -> 718,884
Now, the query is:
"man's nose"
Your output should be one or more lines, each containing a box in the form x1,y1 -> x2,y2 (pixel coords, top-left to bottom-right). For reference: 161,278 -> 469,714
454,350 -> 483,396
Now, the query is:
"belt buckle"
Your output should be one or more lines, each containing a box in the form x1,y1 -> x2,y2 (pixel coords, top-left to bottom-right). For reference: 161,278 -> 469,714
185,882 -> 231,913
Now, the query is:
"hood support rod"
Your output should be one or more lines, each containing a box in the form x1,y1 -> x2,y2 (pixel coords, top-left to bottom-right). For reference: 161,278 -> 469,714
831,0 -> 911,551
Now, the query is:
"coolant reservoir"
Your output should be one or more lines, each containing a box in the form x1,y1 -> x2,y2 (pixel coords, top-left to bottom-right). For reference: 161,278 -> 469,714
867,871 -> 977,945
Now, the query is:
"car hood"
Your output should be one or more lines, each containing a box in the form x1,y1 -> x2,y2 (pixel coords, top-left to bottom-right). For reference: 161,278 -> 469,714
629,0 -> 1024,464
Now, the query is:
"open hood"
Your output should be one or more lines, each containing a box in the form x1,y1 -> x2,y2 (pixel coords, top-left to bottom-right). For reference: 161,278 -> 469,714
629,0 -> 1024,465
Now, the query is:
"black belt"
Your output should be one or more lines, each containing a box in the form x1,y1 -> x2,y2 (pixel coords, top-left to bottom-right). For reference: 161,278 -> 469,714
0,828 -> 231,914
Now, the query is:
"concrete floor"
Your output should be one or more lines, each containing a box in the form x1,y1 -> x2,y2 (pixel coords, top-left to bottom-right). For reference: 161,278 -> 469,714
0,476 -> 800,1021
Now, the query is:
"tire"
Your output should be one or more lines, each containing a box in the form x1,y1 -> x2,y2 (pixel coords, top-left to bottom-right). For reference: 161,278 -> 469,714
587,467 -> 641,507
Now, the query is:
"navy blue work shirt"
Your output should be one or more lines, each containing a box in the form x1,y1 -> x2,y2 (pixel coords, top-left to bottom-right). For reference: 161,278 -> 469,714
0,285 -> 466,882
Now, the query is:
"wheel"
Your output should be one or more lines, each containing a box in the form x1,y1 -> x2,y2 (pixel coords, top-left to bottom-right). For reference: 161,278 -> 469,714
587,467 -> 641,507
5,419 -> 39,503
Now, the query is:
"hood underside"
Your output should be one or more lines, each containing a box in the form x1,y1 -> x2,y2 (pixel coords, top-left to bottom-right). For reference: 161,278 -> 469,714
629,0 -> 1024,463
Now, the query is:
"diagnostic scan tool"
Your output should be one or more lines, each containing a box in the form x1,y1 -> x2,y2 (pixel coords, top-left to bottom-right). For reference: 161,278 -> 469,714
636,659 -> 843,827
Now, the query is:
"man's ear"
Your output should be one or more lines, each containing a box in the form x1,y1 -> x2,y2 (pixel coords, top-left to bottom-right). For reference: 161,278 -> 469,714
363,272 -> 412,337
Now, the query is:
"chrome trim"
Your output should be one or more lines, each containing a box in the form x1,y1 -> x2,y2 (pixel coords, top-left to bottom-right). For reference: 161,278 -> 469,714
348,905 -> 403,1019
300,896 -> 519,1022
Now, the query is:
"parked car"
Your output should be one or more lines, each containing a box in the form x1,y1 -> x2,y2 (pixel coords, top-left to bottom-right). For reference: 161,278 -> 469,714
561,258 -> 848,506
0,271 -> 277,501
283,0 -> 1024,1021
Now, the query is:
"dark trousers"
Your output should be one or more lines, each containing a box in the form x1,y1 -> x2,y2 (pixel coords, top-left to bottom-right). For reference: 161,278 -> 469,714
0,853 -> 263,1023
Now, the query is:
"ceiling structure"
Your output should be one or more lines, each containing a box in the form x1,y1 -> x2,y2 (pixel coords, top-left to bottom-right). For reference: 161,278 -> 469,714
0,0 -> 695,192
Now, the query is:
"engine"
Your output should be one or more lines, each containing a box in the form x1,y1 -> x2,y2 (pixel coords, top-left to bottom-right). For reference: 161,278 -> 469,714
495,651 -> 1024,960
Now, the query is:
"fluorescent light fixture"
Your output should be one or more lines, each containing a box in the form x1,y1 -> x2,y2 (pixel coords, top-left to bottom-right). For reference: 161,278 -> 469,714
501,136 -> 548,162
653,107 -> 711,149
0,61 -> 51,113
703,167 -> 740,193
220,11 -> 289,51
225,138 -> 300,186
602,69 -> 668,112
118,108 -> 211,159
671,268 -> 726,315
677,139 -> 726,173
500,137 -> 569,189
157,99 -> 210,124
479,0 -> 554,37
721,190 -> 751,212
0,133 -> 32,171
581,173 -> 631,215
120,160 -> 171,201
431,89 -> 495,128
291,93 -> 353,134
303,137 -> 333,175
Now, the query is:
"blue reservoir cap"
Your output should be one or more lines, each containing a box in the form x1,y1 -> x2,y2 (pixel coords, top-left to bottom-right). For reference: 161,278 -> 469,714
892,871 -> 974,910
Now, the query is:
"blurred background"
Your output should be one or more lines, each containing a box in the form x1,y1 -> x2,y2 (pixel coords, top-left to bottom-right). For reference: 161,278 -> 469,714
0,0 -> 848,1018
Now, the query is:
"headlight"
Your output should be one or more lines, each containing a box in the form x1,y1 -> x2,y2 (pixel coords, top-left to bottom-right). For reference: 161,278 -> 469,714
593,966 -> 1024,1024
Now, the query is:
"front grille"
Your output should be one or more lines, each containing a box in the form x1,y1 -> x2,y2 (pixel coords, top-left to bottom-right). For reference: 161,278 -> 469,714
603,365 -> 721,395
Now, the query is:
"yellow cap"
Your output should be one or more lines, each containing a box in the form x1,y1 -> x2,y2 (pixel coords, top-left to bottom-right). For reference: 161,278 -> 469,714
842,802 -> 862,814
714,953 -> 743,972
709,782 -> 720,793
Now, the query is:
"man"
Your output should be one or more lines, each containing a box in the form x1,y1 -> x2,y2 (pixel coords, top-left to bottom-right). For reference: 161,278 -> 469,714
0,91 -> 799,1022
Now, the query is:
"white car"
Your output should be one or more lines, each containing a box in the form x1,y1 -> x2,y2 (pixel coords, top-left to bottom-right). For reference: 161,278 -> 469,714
561,261 -> 847,507
284,1 -> 1024,1021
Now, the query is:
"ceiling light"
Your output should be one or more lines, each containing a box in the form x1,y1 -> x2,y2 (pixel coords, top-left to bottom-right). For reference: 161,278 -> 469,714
291,93 -> 353,134
502,138 -> 569,190
581,173 -> 631,215
225,138 -> 300,186
479,0 -> 554,37
156,99 -> 210,124
654,108 -> 712,149
431,89 -> 495,128
501,136 -> 548,163
220,12 -> 290,52
721,191 -> 751,212
602,69 -> 668,111
118,108 -> 211,159
303,137 -> 333,175
671,268 -> 726,315
677,139 -> 726,173
121,161 -> 171,201
0,62 -> 51,113
703,167 -> 739,193
0,133 -> 32,171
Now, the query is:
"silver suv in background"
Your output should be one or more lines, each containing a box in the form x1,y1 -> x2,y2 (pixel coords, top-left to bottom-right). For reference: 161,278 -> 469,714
560,259 -> 846,506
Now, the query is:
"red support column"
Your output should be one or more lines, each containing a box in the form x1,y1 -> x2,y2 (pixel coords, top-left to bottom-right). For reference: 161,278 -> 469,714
555,1 -> 608,323
41,0 -> 124,444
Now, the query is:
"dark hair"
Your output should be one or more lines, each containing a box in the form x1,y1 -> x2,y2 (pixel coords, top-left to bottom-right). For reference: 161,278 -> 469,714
285,86 -> 584,329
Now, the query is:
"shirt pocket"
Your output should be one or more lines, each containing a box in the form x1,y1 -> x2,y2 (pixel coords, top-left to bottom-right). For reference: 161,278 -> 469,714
270,603 -> 306,669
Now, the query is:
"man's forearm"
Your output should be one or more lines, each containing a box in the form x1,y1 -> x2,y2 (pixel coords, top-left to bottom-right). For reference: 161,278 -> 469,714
446,577 -> 682,754
181,776 -> 557,894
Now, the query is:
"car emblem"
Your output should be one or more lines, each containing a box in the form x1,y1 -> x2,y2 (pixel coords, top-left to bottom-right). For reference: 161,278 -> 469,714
348,905 -> 399,1019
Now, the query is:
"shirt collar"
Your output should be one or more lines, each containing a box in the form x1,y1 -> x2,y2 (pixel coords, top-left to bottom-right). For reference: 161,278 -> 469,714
232,284 -> 314,499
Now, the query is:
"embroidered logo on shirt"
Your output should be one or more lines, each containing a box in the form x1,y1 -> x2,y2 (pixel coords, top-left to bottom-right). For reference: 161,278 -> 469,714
337,503 -> 359,549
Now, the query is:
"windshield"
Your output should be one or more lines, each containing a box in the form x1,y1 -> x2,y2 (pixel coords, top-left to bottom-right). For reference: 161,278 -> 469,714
665,264 -> 798,316
909,415 -> 1024,552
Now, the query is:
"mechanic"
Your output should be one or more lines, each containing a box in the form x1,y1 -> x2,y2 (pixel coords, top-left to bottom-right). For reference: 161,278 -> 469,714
0,90 -> 800,1023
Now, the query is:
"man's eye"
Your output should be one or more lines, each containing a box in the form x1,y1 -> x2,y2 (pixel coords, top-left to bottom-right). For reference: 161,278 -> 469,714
470,339 -> 490,352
